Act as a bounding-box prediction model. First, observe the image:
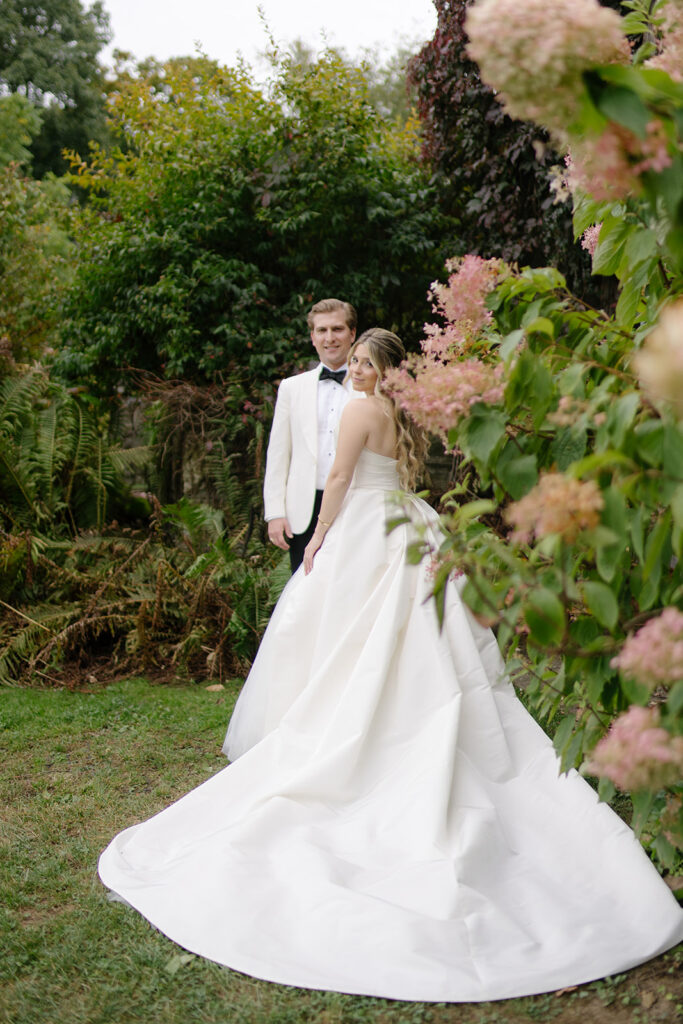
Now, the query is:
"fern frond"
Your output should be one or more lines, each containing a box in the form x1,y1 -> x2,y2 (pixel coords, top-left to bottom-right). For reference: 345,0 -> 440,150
106,445 -> 151,475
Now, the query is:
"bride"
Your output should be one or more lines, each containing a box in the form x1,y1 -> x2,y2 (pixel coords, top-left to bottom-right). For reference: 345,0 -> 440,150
99,329 -> 683,1003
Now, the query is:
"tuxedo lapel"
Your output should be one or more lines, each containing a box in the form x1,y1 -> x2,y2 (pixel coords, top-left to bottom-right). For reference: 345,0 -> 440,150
299,369 -> 320,458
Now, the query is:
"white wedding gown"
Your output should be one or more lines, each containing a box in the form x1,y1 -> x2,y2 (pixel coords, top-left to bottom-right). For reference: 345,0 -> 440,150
99,449 -> 683,1002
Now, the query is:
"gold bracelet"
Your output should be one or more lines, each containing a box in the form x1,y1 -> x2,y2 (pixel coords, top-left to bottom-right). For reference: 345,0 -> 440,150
318,516 -> 331,527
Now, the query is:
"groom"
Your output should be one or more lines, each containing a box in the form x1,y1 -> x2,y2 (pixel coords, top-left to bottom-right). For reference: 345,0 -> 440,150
263,298 -> 357,572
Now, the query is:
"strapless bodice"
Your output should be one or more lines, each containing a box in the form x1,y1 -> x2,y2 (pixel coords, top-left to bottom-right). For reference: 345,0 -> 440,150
352,448 -> 400,490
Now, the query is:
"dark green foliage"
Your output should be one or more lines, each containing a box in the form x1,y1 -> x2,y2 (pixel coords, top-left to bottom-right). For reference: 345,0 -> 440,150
56,53 -> 457,390
0,94 -> 42,168
0,367 -> 288,684
0,163 -> 73,361
0,367 -> 148,535
0,0 -> 111,176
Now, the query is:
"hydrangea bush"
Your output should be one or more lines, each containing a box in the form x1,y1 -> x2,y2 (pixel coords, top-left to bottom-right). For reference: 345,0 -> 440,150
395,0 -> 683,872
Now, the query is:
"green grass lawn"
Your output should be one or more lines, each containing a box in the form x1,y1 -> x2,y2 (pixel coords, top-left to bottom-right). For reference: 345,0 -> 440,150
0,677 -> 680,1024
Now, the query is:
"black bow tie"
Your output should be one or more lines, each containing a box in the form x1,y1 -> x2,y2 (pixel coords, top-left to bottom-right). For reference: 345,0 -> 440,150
319,367 -> 346,384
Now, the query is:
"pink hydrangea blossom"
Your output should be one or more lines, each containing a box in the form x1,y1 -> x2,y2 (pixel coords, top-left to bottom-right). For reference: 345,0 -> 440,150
505,473 -> 603,544
547,394 -> 589,427
646,0 -> 683,82
585,706 -> 683,791
423,256 -> 502,358
383,255 -> 505,442
465,0 -> 630,138
632,298 -> 683,417
581,224 -> 602,257
570,120 -> 672,201
611,607 -> 683,690
385,356 -> 506,440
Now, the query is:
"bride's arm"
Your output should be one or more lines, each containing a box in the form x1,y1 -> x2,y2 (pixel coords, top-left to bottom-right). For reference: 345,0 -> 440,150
303,402 -> 371,574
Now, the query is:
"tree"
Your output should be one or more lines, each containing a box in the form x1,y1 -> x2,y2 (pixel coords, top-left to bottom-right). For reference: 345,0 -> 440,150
283,38 -> 420,124
0,94 -> 42,168
407,0 -> 593,289
0,163 -> 73,362
56,51 -> 457,390
0,0 -> 111,176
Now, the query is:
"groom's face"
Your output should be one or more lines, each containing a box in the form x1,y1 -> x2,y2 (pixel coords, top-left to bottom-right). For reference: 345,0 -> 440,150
310,312 -> 356,370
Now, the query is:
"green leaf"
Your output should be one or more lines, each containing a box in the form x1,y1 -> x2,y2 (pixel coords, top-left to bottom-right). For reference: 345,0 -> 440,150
165,953 -> 195,975
672,484 -> 683,557
558,362 -> 587,396
597,776 -> 616,803
606,392 -> 640,449
573,193 -> 610,239
596,488 -> 628,582
551,428 -> 587,471
582,580 -> 619,630
634,421 -> 664,466
524,588 -> 566,646
639,572 -> 659,611
587,671 -> 607,706
601,486 -> 628,535
631,790 -> 656,836
460,409 -> 507,465
643,510 -> 671,581
454,499 -> 497,523
594,84 -> 651,138
615,259 -> 652,327
652,834 -> 677,872
553,715 -> 576,758
663,424 -> 683,480
620,674 -> 651,706
496,453 -> 538,500
667,679 -> 683,715
499,328 -> 524,361
524,316 -> 554,338
570,449 -> 634,477
630,505 -> 646,562
592,213 -> 632,276
596,541 -> 626,584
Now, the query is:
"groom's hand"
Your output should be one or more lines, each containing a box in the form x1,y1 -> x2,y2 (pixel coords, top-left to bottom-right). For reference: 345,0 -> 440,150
268,517 -> 293,550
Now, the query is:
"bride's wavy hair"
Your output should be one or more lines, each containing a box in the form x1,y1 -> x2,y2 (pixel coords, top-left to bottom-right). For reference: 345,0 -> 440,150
349,328 -> 428,490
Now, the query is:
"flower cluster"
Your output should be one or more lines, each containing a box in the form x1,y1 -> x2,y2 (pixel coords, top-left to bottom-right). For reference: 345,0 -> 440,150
465,0 -> 630,138
570,120 -> 672,201
585,706 -> 683,791
581,224 -> 601,257
423,256 -> 502,358
505,472 -> 603,544
428,256 -> 500,351
646,0 -> 683,82
611,607 -> 683,690
632,298 -> 683,418
547,394 -> 590,427
385,357 -> 505,440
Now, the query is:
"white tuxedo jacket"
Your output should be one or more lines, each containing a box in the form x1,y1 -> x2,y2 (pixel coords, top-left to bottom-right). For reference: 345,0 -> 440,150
263,367 -> 353,534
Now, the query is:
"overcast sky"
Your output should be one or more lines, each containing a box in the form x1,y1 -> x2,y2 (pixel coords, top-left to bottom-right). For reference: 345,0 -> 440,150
100,1 -> 438,71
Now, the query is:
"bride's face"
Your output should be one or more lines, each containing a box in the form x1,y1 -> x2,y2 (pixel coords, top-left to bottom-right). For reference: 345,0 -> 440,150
349,344 -> 379,394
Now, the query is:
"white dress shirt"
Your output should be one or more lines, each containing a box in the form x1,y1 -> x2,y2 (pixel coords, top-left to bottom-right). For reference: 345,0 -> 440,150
316,363 -> 351,489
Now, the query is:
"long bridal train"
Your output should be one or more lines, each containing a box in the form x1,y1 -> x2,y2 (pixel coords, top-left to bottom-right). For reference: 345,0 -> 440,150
99,449 -> 683,1003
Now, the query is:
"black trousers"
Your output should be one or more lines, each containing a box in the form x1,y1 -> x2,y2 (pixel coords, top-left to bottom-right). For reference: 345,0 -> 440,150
287,490 -> 324,573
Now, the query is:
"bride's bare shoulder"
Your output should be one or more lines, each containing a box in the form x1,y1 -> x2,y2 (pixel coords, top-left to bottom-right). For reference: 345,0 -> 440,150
341,396 -> 383,423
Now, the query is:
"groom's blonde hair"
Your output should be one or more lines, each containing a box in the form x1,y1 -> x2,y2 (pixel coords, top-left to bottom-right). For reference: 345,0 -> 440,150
307,298 -> 357,331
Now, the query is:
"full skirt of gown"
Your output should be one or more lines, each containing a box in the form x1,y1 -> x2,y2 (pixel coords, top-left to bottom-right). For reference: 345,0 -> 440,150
99,449 -> 683,1003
